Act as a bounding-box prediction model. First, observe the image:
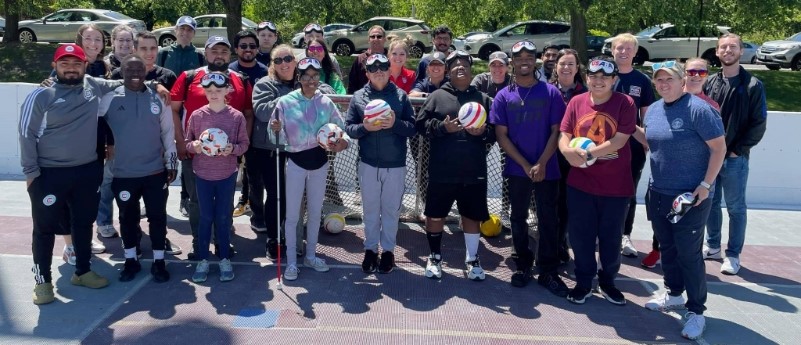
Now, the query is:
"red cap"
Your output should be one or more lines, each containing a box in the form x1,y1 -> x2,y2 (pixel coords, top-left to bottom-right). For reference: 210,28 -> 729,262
53,44 -> 87,62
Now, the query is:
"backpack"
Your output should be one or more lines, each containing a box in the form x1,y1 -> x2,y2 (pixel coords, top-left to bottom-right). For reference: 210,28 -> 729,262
157,46 -> 205,70
181,69 -> 249,101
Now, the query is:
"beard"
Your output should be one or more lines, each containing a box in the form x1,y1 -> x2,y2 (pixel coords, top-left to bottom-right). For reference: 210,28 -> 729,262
208,60 -> 228,72
58,73 -> 84,85
240,55 -> 255,63
721,58 -> 738,67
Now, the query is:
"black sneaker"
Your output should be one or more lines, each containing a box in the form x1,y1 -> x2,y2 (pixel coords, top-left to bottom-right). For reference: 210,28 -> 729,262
362,250 -> 378,273
150,259 -> 170,283
119,258 -> 141,282
510,269 -> 532,288
538,273 -> 569,297
599,284 -> 627,305
566,287 -> 593,304
378,251 -> 395,274
164,238 -> 182,255
187,251 -> 198,261
266,238 -> 279,259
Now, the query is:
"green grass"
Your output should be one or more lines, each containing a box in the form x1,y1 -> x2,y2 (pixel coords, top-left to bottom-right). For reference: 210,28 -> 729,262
2,44 -> 797,111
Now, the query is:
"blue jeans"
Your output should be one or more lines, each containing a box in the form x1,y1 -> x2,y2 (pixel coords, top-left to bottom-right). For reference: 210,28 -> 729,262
195,172 -> 237,260
705,156 -> 749,258
96,159 -> 114,226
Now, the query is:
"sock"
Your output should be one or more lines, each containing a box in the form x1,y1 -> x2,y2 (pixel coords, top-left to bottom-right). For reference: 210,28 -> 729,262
464,233 -> 480,262
426,231 -> 442,256
124,247 -> 137,259
153,250 -> 165,260
65,244 -> 74,250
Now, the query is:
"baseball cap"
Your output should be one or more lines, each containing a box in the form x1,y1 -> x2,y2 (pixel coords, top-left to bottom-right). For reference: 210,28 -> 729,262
53,44 -> 86,62
175,16 -> 197,30
488,51 -> 508,65
429,52 -> 446,65
652,60 -> 685,79
587,57 -> 618,76
205,36 -> 231,49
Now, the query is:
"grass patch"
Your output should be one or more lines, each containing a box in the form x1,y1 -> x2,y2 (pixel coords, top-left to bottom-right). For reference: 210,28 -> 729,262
0,43 -> 58,83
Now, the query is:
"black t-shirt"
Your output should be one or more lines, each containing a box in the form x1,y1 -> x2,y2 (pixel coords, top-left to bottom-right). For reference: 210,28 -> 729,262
614,69 -> 655,124
288,146 -> 328,170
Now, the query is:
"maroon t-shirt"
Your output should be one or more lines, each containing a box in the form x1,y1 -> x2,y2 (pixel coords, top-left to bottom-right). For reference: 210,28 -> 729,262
560,92 -> 637,197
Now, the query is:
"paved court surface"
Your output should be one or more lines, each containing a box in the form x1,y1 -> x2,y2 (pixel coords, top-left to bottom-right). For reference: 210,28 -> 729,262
1,180 -> 799,344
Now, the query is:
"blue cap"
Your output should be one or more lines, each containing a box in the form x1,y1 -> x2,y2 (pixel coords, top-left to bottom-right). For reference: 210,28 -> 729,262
176,16 -> 196,30
205,35 -> 231,49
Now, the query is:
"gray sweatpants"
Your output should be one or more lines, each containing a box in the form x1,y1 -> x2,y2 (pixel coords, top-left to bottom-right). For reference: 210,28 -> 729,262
359,162 -> 406,253
284,159 -> 328,267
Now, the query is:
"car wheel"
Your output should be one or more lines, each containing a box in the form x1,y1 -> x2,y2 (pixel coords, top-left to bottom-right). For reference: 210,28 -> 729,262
19,29 -> 36,43
633,48 -> 648,65
478,45 -> 499,61
767,65 -> 781,71
791,55 -> 801,71
750,55 -> 756,64
701,49 -> 720,67
159,35 -> 176,47
333,40 -> 353,57
409,43 -> 424,59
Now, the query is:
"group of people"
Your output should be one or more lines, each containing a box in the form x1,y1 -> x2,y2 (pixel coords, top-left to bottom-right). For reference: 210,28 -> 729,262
19,15 -> 768,341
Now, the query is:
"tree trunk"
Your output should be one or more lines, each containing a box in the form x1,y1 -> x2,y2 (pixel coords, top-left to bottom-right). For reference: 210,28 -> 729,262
569,7 -> 588,63
3,0 -> 20,43
220,0 -> 243,44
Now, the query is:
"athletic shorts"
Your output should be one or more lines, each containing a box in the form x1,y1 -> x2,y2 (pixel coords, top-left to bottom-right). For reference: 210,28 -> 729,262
424,182 -> 489,221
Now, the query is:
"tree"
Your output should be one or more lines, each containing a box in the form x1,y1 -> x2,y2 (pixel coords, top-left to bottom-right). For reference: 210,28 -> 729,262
569,0 -> 592,63
220,0 -> 243,43
3,0 -> 20,43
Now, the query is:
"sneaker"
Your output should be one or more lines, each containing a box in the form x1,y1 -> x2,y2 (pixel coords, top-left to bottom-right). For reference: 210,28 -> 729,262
192,259 -> 209,283
266,239 -> 286,260
621,235 -> 637,257
538,273 -> 569,297
96,224 -> 119,238
465,258 -> 485,281
362,250 -> 378,273
284,264 -> 300,280
702,244 -> 722,260
179,198 -> 189,217
164,238 -> 182,255
187,251 -> 198,261
599,284 -> 627,305
150,259 -> 170,283
645,291 -> 686,311
510,269 -> 532,288
91,240 -> 106,254
303,257 -> 330,272
425,254 -> 443,279
378,251 -> 395,274
71,271 -> 109,289
721,257 -> 741,275
62,245 -> 76,266
251,224 -> 268,233
33,283 -> 55,305
119,258 -> 141,282
681,312 -> 706,340
233,201 -> 252,217
641,250 -> 661,269
566,287 -> 593,304
219,258 -> 235,282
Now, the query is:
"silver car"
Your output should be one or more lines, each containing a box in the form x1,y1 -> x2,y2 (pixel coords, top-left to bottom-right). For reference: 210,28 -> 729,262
18,9 -> 145,43
152,14 -> 258,47
292,23 -> 354,48
463,20 -> 571,60
325,17 -> 432,58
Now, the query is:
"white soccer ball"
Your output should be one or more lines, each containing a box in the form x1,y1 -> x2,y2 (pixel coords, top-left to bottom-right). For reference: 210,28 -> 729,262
323,213 -> 345,234
458,102 -> 487,129
199,128 -> 229,157
568,137 -> 597,168
364,99 -> 392,125
317,123 -> 344,150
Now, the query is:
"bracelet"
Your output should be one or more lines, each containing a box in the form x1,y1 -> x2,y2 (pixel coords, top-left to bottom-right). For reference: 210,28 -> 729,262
699,181 -> 712,190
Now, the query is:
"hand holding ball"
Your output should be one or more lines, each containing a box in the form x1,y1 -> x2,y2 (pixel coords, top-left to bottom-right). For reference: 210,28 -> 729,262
199,128 -> 229,157
568,137 -> 597,168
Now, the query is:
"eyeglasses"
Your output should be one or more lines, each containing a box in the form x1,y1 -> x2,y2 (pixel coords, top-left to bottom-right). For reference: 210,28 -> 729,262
115,38 -> 133,44
297,57 -> 322,71
686,69 -> 709,77
307,45 -> 325,53
445,50 -> 472,66
81,35 -> 103,43
200,72 -> 228,88
651,60 -> 677,70
588,58 -> 616,75
511,41 -> 537,54
238,44 -> 258,50
304,23 -> 323,34
257,21 -> 277,32
369,34 -> 384,39
300,74 -> 321,82
272,55 -> 295,65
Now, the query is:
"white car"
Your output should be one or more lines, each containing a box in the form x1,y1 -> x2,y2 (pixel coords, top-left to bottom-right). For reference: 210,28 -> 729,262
152,14 -> 258,47
292,23 -> 354,48
756,33 -> 801,70
17,9 -> 145,44
462,21 -> 571,60
602,23 -> 730,65
741,42 -> 760,64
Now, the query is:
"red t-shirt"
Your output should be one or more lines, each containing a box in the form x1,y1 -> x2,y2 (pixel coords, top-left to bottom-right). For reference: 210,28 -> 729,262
171,67 -> 253,131
389,67 -> 416,93
560,92 -> 637,197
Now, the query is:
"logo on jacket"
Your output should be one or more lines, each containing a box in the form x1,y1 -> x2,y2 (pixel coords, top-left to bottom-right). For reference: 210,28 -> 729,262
151,102 -> 160,114
628,85 -> 642,97
83,88 -> 93,100
671,118 -> 684,131
43,194 -> 56,206
119,191 -> 131,202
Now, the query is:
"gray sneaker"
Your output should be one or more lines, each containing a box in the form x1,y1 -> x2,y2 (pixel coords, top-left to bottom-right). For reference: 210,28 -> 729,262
303,257 -> 330,272
219,258 -> 235,282
96,224 -> 118,238
192,260 -> 209,283
284,264 -> 299,281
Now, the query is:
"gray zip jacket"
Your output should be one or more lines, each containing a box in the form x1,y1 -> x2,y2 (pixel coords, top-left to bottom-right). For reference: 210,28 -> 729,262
99,86 -> 178,178
19,77 -> 122,179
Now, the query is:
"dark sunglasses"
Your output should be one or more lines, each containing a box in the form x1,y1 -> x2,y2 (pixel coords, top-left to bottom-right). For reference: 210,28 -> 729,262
686,69 -> 709,77
307,45 -> 325,53
272,55 -> 295,65
366,63 -> 390,73
369,34 -> 384,39
238,44 -> 257,50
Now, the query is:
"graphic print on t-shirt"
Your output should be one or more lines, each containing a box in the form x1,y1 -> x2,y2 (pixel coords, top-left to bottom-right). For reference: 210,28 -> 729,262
573,110 -> 620,160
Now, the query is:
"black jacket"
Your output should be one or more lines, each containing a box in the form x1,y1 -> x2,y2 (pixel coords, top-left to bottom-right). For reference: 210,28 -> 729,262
704,66 -> 767,157
415,82 -> 495,184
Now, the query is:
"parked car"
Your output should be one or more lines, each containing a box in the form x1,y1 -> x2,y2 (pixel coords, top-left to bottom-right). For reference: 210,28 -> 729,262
601,23 -> 730,65
757,32 -> 801,70
152,14 -> 258,47
452,31 -> 491,51
462,20 -> 571,60
741,42 -> 760,64
325,17 -> 432,58
292,23 -> 354,48
0,16 -> 5,38
17,9 -> 145,44
586,35 -> 607,58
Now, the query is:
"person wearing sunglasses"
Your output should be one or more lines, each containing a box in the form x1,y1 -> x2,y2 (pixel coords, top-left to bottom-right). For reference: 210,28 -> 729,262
608,33 -> 656,260
269,58 -> 350,281
185,71 -> 250,283
296,23 -> 343,78
415,50 -> 495,281
305,37 -> 346,94
347,25 -> 388,94
642,61 -> 726,341
345,53 -> 417,274
415,25 -> 453,83
255,21 -> 279,66
558,56 -> 637,306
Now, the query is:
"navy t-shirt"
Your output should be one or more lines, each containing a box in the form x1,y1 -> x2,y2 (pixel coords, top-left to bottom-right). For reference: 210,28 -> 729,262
229,61 -> 268,87
614,69 -> 655,125
644,93 -> 725,196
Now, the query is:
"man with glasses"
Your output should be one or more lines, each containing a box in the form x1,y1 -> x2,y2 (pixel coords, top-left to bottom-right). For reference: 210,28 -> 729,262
538,44 -> 560,82
255,21 -> 279,66
297,23 -> 343,77
347,25 -> 387,94
416,25 -> 453,83
415,50 -> 495,281
171,36 -> 254,260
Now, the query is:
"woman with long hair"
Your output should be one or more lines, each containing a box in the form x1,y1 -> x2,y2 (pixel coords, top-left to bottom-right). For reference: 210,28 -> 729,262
305,37 -> 346,94
386,35 -> 416,93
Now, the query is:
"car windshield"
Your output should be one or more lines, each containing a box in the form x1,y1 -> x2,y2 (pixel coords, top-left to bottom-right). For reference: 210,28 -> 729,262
788,32 -> 801,41
636,25 -> 666,37
494,23 -> 521,35
242,17 -> 257,28
102,11 -> 134,20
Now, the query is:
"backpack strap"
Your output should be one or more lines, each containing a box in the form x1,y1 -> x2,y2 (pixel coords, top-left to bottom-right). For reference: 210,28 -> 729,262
183,69 -> 198,101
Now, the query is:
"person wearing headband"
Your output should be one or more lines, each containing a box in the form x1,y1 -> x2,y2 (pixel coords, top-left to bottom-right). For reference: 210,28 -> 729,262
255,21 -> 279,66
296,23 -> 343,78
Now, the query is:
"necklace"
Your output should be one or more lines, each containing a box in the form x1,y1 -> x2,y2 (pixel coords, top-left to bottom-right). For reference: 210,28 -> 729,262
519,84 -> 534,106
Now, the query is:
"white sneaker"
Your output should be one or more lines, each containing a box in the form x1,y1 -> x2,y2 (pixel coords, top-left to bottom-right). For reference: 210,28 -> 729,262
96,224 -> 118,238
681,312 -> 706,340
303,257 -> 330,272
425,254 -> 443,279
645,291 -> 686,311
62,245 -> 76,266
466,259 -> 485,281
721,257 -> 741,275
621,235 -> 637,257
702,244 -> 722,260
91,240 -> 106,254
284,264 -> 299,281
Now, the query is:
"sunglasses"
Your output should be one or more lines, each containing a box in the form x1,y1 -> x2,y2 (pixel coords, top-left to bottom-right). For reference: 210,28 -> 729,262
304,24 -> 323,34
200,72 -> 228,88
257,21 -> 277,32
369,34 -> 384,39
238,44 -> 257,50
298,57 -> 322,71
307,45 -> 325,53
272,55 -> 295,65
300,74 -> 321,82
652,60 -> 677,70
511,41 -> 537,54
588,59 -> 616,75
366,63 -> 390,73
686,69 -> 709,77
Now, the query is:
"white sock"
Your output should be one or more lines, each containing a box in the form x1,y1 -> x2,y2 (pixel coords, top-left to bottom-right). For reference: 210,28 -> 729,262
464,233 -> 480,262
153,250 -> 165,260
124,248 -> 137,259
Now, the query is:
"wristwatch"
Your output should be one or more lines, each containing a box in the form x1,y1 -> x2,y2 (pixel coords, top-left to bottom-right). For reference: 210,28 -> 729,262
699,181 -> 712,190
585,151 -> 594,161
